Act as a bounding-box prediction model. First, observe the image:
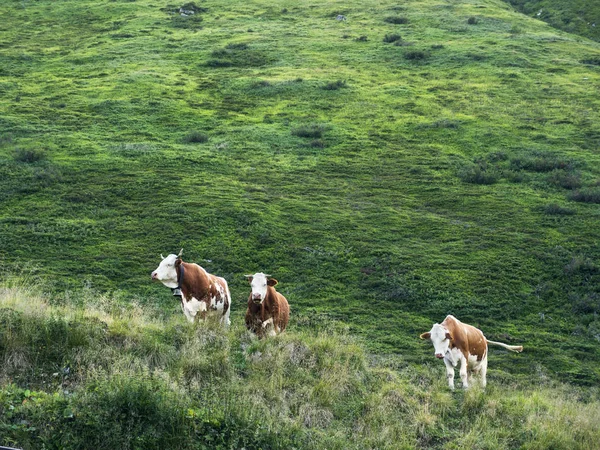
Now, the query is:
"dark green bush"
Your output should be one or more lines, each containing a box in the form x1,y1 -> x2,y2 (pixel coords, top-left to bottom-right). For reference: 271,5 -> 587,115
467,17 -> 478,25
543,203 -> 575,215
322,80 -> 347,90
547,170 -> 582,189
292,124 -> 328,139
383,33 -> 402,43
182,131 -> 208,143
384,16 -> 409,25
458,163 -> 499,185
568,188 -> 600,204
404,50 -> 428,60
14,148 -> 45,163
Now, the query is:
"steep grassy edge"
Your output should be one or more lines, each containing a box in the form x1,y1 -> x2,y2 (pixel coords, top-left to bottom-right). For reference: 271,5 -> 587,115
1,283 -> 600,449
505,0 -> 600,42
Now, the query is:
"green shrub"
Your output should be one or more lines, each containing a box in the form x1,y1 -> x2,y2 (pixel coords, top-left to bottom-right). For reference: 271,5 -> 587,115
14,148 -> 45,163
404,50 -> 428,60
547,170 -> 582,189
458,163 -> 499,185
467,17 -> 478,25
569,188 -> 600,204
543,203 -> 575,215
182,131 -> 208,143
383,33 -> 402,43
292,123 -> 329,139
384,16 -> 409,25
322,80 -> 347,90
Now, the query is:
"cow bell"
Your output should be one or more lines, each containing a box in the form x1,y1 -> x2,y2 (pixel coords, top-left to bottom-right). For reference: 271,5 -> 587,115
171,288 -> 182,297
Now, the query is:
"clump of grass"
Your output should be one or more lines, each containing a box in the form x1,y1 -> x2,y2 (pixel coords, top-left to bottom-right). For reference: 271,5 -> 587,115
182,131 -> 208,143
581,57 -> 600,66
467,17 -> 478,25
355,35 -> 368,41
404,50 -> 428,60
292,123 -> 328,139
322,80 -> 347,90
14,148 -> 45,163
564,255 -> 598,275
568,188 -> 600,204
226,42 -> 249,51
383,33 -> 402,43
458,163 -> 499,185
384,16 -> 409,25
310,139 -> 325,148
510,153 -> 574,173
547,170 -> 582,189
543,203 -> 575,215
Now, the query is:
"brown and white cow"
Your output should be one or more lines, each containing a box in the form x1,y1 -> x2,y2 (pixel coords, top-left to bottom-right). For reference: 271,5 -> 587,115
151,250 -> 231,326
420,315 -> 522,389
245,272 -> 289,337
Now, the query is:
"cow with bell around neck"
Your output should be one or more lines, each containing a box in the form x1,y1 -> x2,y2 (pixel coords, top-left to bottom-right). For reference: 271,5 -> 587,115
151,249 -> 231,326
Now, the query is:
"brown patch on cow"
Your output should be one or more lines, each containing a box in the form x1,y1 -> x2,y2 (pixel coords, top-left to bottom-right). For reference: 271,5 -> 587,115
441,315 -> 487,361
175,259 -> 229,321
245,283 -> 290,337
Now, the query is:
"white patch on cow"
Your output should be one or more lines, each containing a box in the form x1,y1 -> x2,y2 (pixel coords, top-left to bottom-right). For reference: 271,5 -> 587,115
429,324 -> 451,358
249,272 -> 269,303
151,254 -> 179,288
261,317 -> 274,328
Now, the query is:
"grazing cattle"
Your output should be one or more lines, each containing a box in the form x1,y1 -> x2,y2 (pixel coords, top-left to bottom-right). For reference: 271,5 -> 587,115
420,315 -> 523,389
245,272 -> 289,337
151,250 -> 231,326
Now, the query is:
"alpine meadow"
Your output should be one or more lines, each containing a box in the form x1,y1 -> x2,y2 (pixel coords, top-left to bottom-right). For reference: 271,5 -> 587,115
1,0 -> 600,448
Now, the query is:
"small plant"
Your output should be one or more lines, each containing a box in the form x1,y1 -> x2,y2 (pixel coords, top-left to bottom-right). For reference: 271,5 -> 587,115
569,188 -> 600,204
384,16 -> 409,25
383,33 -> 402,43
292,124 -> 328,139
355,35 -> 368,41
322,80 -> 347,90
458,163 -> 499,185
547,170 -> 582,189
467,17 -> 478,25
310,139 -> 324,148
226,42 -> 249,51
404,50 -> 428,60
182,131 -> 208,143
543,204 -> 575,215
14,148 -> 45,163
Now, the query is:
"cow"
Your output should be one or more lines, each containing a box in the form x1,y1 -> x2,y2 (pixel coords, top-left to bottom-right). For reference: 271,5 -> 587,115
245,272 -> 289,337
151,250 -> 231,326
419,315 -> 523,389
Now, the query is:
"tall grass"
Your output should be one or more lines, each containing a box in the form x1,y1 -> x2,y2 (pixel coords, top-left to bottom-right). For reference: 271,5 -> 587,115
1,284 -> 599,449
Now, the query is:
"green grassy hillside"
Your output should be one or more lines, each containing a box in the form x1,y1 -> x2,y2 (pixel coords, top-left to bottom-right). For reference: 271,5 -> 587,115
1,286 -> 599,449
1,0 -> 600,391
505,0 -> 600,42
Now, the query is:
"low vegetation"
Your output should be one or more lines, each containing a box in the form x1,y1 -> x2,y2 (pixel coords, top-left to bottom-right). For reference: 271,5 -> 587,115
1,284 -> 599,449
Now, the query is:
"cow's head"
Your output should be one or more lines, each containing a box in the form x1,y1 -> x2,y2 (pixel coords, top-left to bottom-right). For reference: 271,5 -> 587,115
151,249 -> 183,288
246,272 -> 277,304
420,324 -> 452,359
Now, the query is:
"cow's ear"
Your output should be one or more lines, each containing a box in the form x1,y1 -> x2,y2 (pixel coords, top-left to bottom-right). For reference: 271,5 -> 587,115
267,278 -> 278,286
445,331 -> 452,340
420,332 -> 431,340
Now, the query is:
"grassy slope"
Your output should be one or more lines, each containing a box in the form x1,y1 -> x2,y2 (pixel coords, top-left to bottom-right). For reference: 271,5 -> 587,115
0,0 -> 600,386
505,0 -> 600,42
1,287 -> 600,449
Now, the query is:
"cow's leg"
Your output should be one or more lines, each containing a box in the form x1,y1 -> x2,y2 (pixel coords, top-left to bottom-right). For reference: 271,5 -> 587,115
459,356 -> 469,389
443,359 -> 455,390
261,317 -> 274,328
479,357 -> 488,389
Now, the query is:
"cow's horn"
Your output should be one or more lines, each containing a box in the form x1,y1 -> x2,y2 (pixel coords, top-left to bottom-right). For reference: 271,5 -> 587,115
178,248 -> 183,257
264,274 -> 272,278
160,254 -> 165,259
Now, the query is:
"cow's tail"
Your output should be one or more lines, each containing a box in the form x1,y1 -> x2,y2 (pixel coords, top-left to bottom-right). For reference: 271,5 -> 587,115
487,340 -> 523,353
